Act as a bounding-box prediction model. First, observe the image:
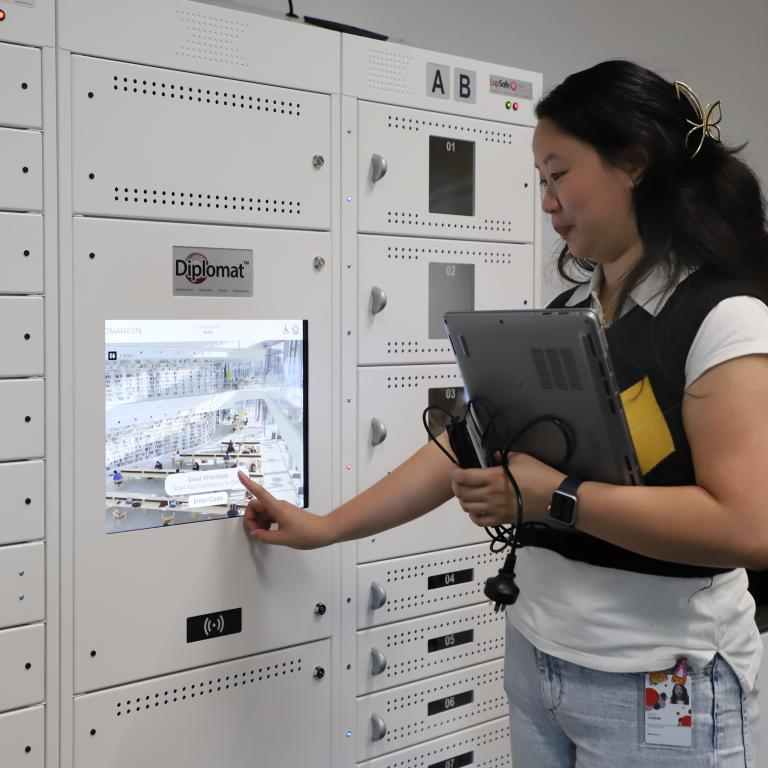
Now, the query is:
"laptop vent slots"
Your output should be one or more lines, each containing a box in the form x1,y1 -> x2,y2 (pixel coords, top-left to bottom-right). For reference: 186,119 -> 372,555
531,348 -> 582,391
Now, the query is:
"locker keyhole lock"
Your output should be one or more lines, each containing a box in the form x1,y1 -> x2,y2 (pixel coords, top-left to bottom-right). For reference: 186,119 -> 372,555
313,256 -> 326,271
370,154 -> 388,183
370,286 -> 388,316
369,581 -> 387,610
312,154 -> 325,169
313,666 -> 325,680
314,602 -> 327,616
370,418 -> 387,447
370,713 -> 388,741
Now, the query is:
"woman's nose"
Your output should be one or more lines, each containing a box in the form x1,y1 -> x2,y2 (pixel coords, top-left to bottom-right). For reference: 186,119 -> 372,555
541,186 -> 560,214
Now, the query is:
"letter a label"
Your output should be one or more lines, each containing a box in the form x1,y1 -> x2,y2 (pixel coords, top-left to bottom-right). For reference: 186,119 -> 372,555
427,63 -> 450,100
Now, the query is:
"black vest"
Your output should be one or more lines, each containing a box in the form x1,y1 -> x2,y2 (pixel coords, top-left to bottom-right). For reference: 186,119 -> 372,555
520,268 -> 762,577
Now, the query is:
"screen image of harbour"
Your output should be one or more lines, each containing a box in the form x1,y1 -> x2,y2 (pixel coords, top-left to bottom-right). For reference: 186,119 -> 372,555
105,319 -> 306,534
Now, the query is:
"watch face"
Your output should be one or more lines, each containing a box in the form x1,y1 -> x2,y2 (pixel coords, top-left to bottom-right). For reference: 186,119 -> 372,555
549,491 -> 576,524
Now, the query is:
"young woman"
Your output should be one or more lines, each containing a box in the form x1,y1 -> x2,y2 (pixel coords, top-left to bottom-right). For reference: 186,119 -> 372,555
239,60 -> 768,766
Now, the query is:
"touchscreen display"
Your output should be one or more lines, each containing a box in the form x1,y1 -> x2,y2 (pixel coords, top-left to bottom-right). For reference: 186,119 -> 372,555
429,136 -> 476,216
105,319 -> 307,533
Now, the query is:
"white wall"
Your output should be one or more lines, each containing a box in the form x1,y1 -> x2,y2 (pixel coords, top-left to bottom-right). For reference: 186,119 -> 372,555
218,0 -> 768,300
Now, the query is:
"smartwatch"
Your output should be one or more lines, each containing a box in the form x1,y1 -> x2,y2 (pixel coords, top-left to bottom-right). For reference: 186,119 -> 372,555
548,476 -> 583,527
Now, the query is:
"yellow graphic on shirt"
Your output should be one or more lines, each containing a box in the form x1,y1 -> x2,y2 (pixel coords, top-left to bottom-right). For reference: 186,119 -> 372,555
620,377 -> 675,474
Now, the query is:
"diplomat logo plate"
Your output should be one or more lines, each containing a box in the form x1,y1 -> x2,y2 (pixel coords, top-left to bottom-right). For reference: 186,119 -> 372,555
173,246 -> 253,297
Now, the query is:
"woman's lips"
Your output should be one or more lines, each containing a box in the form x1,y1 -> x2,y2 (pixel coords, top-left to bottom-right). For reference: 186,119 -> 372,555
554,225 -> 573,239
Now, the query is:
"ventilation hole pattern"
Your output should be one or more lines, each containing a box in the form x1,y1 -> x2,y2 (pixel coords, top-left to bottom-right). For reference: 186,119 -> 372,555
386,340 -> 451,355
384,669 -> 506,743
383,551 -> 496,614
385,637 -> 505,679
176,9 -> 248,68
112,75 -> 301,116
386,551 -> 494,583
386,211 -> 518,233
387,115 -> 517,145
385,667 -> 503,712
384,722 -> 510,768
386,373 -> 460,389
531,348 -> 582,391
385,611 -> 503,646
111,187 -> 301,215
114,658 -> 302,717
387,245 -> 520,263
368,49 -> 414,96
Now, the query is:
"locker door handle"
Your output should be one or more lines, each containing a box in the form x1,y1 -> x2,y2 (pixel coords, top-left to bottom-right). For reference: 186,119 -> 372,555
370,154 -> 388,183
370,286 -> 388,316
370,713 -> 388,741
369,581 -> 387,609
370,418 -> 387,447
370,647 -> 388,675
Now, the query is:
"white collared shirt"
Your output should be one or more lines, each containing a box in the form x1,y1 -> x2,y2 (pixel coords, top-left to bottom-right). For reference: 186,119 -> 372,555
507,264 -> 768,688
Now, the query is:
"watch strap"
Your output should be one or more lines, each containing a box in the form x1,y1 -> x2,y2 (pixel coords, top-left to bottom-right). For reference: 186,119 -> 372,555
557,476 -> 583,498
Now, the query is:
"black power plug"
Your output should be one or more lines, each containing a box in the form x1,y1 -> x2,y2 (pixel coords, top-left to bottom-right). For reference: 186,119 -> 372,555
483,551 -> 520,611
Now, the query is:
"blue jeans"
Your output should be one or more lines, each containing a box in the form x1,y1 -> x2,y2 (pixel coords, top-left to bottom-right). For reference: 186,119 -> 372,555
504,621 -> 759,766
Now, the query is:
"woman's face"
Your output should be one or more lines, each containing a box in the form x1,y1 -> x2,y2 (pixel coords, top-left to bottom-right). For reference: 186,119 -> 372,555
532,118 -> 640,266
673,684 -> 685,697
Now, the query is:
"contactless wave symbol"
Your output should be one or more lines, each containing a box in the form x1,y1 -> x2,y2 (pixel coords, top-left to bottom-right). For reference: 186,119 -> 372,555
203,614 -> 225,637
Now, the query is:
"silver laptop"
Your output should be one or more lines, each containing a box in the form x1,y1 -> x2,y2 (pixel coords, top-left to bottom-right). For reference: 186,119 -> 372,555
443,308 -> 643,486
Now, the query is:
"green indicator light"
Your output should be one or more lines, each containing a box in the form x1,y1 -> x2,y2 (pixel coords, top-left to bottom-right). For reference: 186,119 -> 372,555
505,101 -> 512,110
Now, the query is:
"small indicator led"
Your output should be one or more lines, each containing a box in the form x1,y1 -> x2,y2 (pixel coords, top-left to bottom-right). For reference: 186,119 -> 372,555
513,102 -> 520,111
505,101 -> 512,110
0,9 -> 6,21
346,463 -> 352,471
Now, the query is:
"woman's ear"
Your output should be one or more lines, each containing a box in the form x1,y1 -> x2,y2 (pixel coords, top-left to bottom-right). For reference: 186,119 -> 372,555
620,144 -> 649,187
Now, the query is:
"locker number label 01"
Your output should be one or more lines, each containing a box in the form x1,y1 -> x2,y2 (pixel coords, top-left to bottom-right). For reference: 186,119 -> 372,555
427,629 -> 474,653
427,567 -> 474,590
427,689 -> 474,716
428,752 -> 474,768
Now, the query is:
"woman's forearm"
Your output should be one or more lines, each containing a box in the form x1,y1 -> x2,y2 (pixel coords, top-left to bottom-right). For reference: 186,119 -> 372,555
324,434 -> 456,545
577,481 -> 766,569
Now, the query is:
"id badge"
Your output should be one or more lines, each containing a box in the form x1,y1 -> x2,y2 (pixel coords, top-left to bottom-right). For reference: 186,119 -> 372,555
644,658 -> 692,747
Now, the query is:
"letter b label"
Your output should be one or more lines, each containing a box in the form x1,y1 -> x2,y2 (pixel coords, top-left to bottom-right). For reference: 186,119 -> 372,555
454,69 -> 476,103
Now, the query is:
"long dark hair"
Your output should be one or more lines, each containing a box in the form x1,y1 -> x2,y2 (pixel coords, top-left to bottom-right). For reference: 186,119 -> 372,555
536,60 -> 768,313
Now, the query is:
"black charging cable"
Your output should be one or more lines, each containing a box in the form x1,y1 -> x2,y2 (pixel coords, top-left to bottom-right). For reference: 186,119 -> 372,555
423,403 -> 573,611
286,1 -> 299,19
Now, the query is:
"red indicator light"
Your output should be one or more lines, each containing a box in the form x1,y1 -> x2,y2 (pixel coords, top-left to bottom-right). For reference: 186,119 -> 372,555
0,9 -> 6,21
513,102 -> 520,111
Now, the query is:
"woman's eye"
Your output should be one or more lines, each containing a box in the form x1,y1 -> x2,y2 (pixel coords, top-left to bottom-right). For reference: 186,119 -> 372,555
550,171 -> 566,181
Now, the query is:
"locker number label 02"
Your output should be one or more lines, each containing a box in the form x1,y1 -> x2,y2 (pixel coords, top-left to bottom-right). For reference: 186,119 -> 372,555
427,689 -> 474,716
427,629 -> 474,653
427,567 -> 474,590
428,752 -> 474,768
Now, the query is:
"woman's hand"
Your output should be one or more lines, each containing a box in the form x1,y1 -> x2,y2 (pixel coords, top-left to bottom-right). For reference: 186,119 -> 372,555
238,471 -> 331,549
451,453 -> 565,527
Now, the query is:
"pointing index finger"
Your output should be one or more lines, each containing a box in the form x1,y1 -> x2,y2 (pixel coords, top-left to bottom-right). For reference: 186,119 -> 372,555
238,471 -> 276,503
